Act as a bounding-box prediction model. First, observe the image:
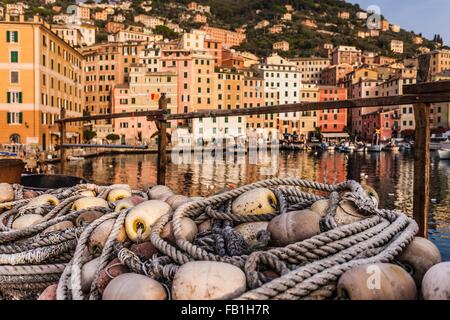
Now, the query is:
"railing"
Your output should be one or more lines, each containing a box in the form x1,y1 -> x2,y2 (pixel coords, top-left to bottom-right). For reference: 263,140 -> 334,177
55,56 -> 449,239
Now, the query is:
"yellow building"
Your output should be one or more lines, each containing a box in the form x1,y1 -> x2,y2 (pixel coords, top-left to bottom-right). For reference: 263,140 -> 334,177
429,49 -> 450,76
273,41 -> 290,52
390,40 -> 404,54
299,83 -> 319,139
0,15 -> 83,150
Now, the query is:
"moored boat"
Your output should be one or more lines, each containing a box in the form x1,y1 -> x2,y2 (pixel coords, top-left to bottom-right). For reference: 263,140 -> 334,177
367,145 -> 382,152
438,149 -> 450,160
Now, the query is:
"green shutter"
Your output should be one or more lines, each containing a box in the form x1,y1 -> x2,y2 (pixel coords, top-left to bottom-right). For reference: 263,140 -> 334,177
7,92 -> 11,104
7,112 -> 11,124
19,112 -> 23,124
11,51 -> 18,63
18,92 -> 23,103
6,31 -> 10,43
14,31 -> 18,43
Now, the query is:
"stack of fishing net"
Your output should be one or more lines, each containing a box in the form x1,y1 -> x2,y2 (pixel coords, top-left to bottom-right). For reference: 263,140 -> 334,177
0,179 -> 447,300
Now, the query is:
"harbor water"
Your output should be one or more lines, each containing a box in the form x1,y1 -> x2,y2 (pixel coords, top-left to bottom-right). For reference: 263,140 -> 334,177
54,150 -> 450,260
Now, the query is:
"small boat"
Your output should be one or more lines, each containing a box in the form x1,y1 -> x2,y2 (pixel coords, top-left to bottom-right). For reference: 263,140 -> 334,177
0,151 -> 18,157
438,141 -> 450,160
430,131 -> 450,151
438,149 -> 450,160
68,156 -> 85,162
367,145 -> 382,152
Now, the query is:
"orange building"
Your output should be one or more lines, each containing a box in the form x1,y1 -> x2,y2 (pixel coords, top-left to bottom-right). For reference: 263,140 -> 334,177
222,49 -> 244,69
318,86 -> 348,133
105,21 -> 125,34
81,42 -> 146,139
201,26 -> 246,48
243,69 -> 268,137
0,15 -> 83,150
204,38 -> 222,66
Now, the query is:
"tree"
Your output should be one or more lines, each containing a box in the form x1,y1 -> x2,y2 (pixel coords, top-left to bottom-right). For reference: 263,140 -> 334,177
83,130 -> 97,142
106,133 -> 120,142
153,25 -> 179,40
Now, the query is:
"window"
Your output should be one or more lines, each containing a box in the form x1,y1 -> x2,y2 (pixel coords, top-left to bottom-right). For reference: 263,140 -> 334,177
7,92 -> 23,104
7,31 -> 19,43
6,112 -> 23,124
10,71 -> 19,84
10,51 -> 19,63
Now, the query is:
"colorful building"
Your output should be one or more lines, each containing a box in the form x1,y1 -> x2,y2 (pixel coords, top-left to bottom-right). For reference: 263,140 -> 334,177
0,16 -> 83,150
201,26 -> 246,48
112,65 -> 178,145
289,57 -> 331,84
332,46 -> 362,66
257,54 -> 302,136
193,67 -> 246,143
299,83 -> 319,140
81,42 -> 146,140
318,86 -> 348,134
243,69 -> 267,138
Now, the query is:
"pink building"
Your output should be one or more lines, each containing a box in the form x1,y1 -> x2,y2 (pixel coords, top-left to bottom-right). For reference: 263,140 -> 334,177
350,78 -> 383,138
361,109 -> 400,142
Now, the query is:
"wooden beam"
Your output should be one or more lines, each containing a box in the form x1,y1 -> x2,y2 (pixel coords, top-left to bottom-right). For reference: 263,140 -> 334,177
56,110 -> 166,124
57,91 -> 450,124
165,93 -> 450,120
157,94 -> 168,186
413,54 -> 432,238
403,80 -> 450,95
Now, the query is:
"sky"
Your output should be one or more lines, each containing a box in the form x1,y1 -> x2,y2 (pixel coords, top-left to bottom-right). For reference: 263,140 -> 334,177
347,0 -> 450,45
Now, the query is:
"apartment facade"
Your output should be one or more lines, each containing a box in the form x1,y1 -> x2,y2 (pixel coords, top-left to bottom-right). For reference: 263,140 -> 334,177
289,57 -> 331,84
244,69 -> 268,138
201,26 -> 246,48
82,42 -> 146,139
332,46 -> 362,66
0,16 -> 83,150
194,68 -> 246,142
318,87 -> 347,134
390,40 -> 404,54
112,65 -> 178,145
429,50 -> 450,77
299,83 -> 319,139
257,54 -> 302,136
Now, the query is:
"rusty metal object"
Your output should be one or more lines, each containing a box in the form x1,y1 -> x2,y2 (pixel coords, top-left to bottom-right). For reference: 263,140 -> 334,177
0,159 -> 25,184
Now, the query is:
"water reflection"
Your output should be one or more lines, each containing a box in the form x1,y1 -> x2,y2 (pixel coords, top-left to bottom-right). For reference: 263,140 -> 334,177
56,150 -> 450,260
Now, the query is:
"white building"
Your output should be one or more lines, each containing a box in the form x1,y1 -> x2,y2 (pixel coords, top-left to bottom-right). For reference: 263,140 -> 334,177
390,40 -> 404,54
108,28 -> 163,43
134,14 -> 165,29
180,29 -> 206,50
356,12 -> 368,20
257,54 -> 302,134
51,22 -> 96,47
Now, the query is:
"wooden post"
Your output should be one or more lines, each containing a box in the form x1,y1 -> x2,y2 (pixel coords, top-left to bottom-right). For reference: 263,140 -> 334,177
413,54 -> 432,238
156,94 -> 168,186
59,108 -> 67,168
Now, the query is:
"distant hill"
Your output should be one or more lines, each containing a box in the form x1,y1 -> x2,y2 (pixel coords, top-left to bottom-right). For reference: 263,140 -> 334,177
13,0 -> 443,58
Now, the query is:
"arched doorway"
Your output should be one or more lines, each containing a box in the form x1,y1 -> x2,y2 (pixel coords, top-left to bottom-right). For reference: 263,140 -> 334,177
9,134 -> 21,144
